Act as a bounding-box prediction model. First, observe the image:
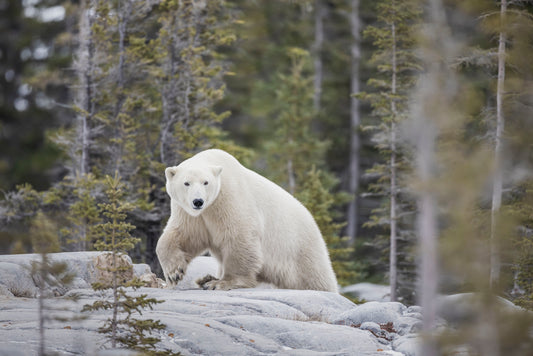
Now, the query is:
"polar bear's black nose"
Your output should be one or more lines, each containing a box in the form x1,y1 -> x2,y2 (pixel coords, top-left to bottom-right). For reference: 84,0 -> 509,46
193,199 -> 204,209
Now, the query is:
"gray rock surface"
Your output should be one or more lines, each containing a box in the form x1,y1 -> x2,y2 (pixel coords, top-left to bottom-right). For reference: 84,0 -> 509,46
333,301 -> 407,325
0,261 -> 38,297
340,282 -> 391,302
0,253 -> 423,355
436,292 -> 524,324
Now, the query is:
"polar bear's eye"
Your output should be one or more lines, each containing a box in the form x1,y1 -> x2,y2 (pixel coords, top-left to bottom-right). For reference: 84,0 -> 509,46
184,182 -> 190,186
204,181 -> 208,186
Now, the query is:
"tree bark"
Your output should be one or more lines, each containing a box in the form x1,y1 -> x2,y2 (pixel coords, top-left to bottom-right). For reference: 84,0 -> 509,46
76,0 -> 95,176
414,0 -> 451,353
313,0 -> 324,112
347,0 -> 361,243
287,157 -> 296,195
73,0 -> 96,250
490,0 -> 506,291
159,16 -> 178,167
389,17 -> 398,302
112,0 -> 132,174
416,130 -> 438,356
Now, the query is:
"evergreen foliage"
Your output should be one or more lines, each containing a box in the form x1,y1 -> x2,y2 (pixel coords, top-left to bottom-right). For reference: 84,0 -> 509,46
60,174 -> 100,251
506,180 -> 533,310
30,211 -> 79,356
82,173 -> 177,355
296,167 -> 360,286
359,0 -> 421,303
451,0 -> 533,307
264,48 -> 328,194
263,48 -> 357,286
151,0 -> 244,165
0,0 -> 69,192
0,184 -> 42,253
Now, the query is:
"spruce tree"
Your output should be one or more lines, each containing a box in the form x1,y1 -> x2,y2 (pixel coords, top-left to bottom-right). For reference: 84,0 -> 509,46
60,173 -> 100,250
83,173 -> 176,355
0,184 -> 42,253
264,48 -> 328,194
506,180 -> 533,310
296,167 -> 359,286
151,0 -> 238,166
360,0 -> 420,302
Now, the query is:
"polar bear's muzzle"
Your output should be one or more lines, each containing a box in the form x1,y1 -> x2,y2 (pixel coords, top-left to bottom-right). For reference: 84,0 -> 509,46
192,198 -> 204,210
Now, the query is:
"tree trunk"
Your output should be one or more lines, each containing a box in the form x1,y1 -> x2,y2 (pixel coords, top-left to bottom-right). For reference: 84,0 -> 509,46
418,190 -> 438,356
416,130 -> 438,356
77,0 -> 95,176
112,0 -> 132,174
413,76 -> 439,353
346,0 -> 361,243
313,0 -> 324,112
160,31 -> 178,167
490,0 -> 506,290
389,17 -> 398,302
414,0 -> 451,353
73,0 -> 96,250
287,157 -> 296,195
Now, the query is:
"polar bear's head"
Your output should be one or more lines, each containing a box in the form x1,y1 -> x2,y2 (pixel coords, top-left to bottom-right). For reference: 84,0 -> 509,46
165,165 -> 223,217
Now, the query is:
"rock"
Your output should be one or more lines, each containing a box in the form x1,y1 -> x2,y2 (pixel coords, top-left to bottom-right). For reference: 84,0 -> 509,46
341,282 -> 390,302
393,334 -> 420,356
133,263 -> 151,277
0,288 -> 400,355
406,305 -> 422,314
92,253 -> 133,287
0,252 -> 425,355
71,277 -> 90,289
333,301 -> 406,326
0,283 -> 14,297
360,321 -> 394,342
0,251 -> 103,288
225,288 -> 354,322
437,293 -> 524,323
0,261 -> 38,297
394,316 -> 422,336
0,252 -> 151,295
139,272 -> 165,288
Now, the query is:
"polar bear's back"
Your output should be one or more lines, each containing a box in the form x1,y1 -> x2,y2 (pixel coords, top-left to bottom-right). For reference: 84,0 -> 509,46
189,149 -> 314,223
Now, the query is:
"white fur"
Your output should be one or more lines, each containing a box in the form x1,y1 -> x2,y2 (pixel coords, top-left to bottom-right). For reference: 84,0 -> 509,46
156,149 -> 338,292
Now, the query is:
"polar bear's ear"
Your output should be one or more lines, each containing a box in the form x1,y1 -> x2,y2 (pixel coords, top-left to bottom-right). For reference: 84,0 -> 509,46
210,166 -> 223,177
165,167 -> 178,181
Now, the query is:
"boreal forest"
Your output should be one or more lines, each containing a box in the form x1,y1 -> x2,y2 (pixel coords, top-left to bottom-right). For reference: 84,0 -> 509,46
1,0 -> 533,353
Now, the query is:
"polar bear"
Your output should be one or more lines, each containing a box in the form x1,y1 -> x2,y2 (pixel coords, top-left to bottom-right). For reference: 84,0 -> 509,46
156,149 -> 338,292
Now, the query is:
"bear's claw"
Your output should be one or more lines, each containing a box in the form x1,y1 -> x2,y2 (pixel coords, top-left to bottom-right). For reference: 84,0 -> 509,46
195,274 -> 218,289
166,267 -> 185,285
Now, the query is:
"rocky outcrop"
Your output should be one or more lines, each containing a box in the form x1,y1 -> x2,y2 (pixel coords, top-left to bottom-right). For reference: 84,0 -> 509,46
0,253 -> 421,355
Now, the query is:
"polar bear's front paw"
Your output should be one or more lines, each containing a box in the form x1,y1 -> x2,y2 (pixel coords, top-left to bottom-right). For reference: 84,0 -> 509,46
197,275 -> 257,290
196,275 -> 232,290
164,266 -> 185,287
196,274 -> 218,288
203,279 -> 233,290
